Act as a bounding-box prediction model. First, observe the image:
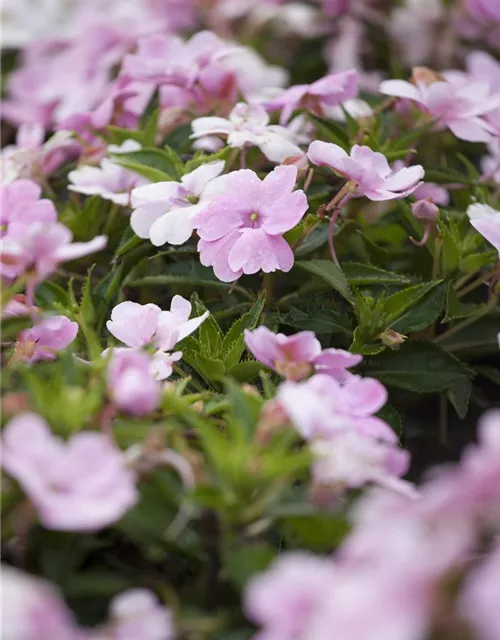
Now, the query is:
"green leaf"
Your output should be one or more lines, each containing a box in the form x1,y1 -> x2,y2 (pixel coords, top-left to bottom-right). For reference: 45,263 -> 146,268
295,260 -> 354,304
79,267 -> 95,326
342,262 -> 414,286
308,114 -> 349,149
365,341 -> 474,393
222,294 -> 266,369
475,366 -> 500,386
190,293 -> 222,357
384,281 -> 443,325
391,281 -> 446,333
424,168 -> 476,185
228,360 -> 264,382
279,304 -> 352,336
447,379 -> 472,419
443,282 -> 483,322
225,378 -> 262,441
441,223 -> 461,276
350,326 -> 386,356
111,147 -> 183,181
460,250 -> 497,273
223,543 -> 275,590
183,145 -> 233,173
294,222 -> 329,257
35,281 -> 69,310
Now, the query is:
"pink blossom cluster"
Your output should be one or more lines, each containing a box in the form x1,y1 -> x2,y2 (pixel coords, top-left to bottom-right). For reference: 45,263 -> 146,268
2,564 -> 174,640
245,410 -> 500,640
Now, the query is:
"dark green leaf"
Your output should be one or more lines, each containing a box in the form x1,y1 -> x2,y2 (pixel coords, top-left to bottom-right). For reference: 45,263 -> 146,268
308,114 -> 349,149
342,262 -> 414,286
447,379 -> 472,418
223,543 -> 275,590
443,282 -> 483,322
384,281 -> 443,324
392,281 -> 446,333
295,260 -> 354,304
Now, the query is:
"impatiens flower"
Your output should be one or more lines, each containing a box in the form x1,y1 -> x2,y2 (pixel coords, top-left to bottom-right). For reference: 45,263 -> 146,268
15,315 -> 78,363
195,165 -> 308,282
1,221 -> 107,281
130,161 -> 225,246
311,431 -> 413,495
244,326 -> 361,381
380,75 -> 500,143
107,349 -> 160,416
191,102 -> 304,164
467,203 -> 500,257
277,373 -> 395,443
264,69 -> 359,124
1,412 -> 138,531
307,141 -> 424,201
68,140 -> 148,206
2,565 -> 81,640
481,139 -> 500,183
244,552 -> 337,640
411,199 -> 439,222
99,589 -> 175,640
1,178 -> 57,234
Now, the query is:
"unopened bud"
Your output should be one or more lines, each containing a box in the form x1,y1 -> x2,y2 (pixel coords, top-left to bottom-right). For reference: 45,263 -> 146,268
255,399 -> 288,445
412,198 -> 438,222
379,329 -> 407,350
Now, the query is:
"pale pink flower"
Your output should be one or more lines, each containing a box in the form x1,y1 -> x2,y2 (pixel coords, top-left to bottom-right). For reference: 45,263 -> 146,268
1,412 -> 138,531
244,326 -> 361,381
411,199 -> 439,222
466,0 -> 500,23
308,141 -> 424,201
1,565 -> 81,640
460,542 -> 500,640
264,69 -> 359,124
100,589 -> 175,640
68,140 -> 148,206
0,179 -> 57,233
412,181 -> 449,206
244,552 -> 337,640
481,139 -> 500,183
390,0 -> 445,67
17,315 -> 78,363
131,161 -> 225,246
467,203 -> 500,257
191,102 -> 304,164
107,349 -> 160,416
380,76 -> 500,142
277,373 -> 395,443
195,165 -> 308,282
1,222 -> 107,281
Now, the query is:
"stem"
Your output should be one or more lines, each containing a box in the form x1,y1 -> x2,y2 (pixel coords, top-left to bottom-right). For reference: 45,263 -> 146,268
435,295 -> 497,344
303,168 -> 314,192
457,266 -> 499,298
172,363 -> 205,392
261,272 -> 275,308
409,221 -> 431,247
432,237 -> 442,281
328,208 -> 342,268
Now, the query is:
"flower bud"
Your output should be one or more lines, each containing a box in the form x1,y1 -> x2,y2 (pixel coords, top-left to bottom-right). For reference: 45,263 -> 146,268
379,329 -> 407,350
412,198 -> 439,221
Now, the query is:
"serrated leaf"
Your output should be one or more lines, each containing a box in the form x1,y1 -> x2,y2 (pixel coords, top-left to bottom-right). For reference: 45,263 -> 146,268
190,292 -> 222,357
460,250 -> 497,273
308,114 -> 349,149
365,341 -> 474,393
443,282 -> 483,322
342,262 -> 414,286
183,145 -> 232,173
392,281 -> 446,333
80,267 -> 95,326
441,224 -> 461,276
35,281 -> 69,309
296,260 -> 354,304
279,305 -> 352,336
113,226 -> 143,259
225,378 -> 262,441
228,360 -> 264,382
475,366 -> 500,386
222,294 -> 266,369
384,280 -> 443,325
447,379 -> 471,418
350,326 -> 386,356
294,222 -> 329,257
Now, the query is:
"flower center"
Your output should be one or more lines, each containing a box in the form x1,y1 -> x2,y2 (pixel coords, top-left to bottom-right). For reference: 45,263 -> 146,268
250,212 -> 259,221
187,194 -> 199,204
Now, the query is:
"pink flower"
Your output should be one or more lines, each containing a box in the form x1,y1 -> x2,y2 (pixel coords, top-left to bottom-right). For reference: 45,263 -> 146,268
131,161 -> 225,246
277,373 -> 395,443
244,552 -> 337,640
17,315 -> 78,363
68,140 -> 148,206
191,102 -> 304,164
307,141 -> 424,201
311,431 -> 413,495
195,165 -> 308,282
412,182 -> 449,206
107,349 -> 160,416
411,199 -> 439,222
1,222 -> 107,281
481,139 -> 500,183
467,203 -> 500,258
0,179 -> 57,233
1,565 -> 82,640
466,0 -> 500,23
264,69 -> 359,124
244,326 -> 361,381
1,412 -> 138,531
379,76 -> 500,142
100,589 -> 175,640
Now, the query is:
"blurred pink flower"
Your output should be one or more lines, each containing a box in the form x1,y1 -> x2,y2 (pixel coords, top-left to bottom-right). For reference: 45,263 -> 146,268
467,203 -> 500,258
277,373 -> 395,442
2,565 -> 81,640
244,326 -> 361,381
191,102 -> 304,164
131,161 -> 226,246
17,315 -> 78,363
264,69 -> 358,124
68,140 -> 148,206
1,412 -> 138,531
0,179 -> 57,233
195,165 -> 308,282
107,349 -> 160,416
411,199 -> 439,222
308,141 -> 424,200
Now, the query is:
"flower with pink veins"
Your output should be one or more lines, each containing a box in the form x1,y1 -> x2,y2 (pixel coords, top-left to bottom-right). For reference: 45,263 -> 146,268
130,160 -> 225,246
1,221 -> 107,281
2,565 -> 82,640
277,373 -> 395,443
107,349 -> 161,416
264,69 -> 358,125
16,315 -> 78,363
244,326 -> 361,381
379,75 -> 500,143
307,141 -> 424,201
68,140 -> 148,206
191,102 -> 304,164
311,431 -> 414,496
97,589 -> 175,640
1,412 -> 138,531
195,165 -> 308,282
244,552 -> 336,640
0,179 -> 57,234
467,203 -> 500,258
